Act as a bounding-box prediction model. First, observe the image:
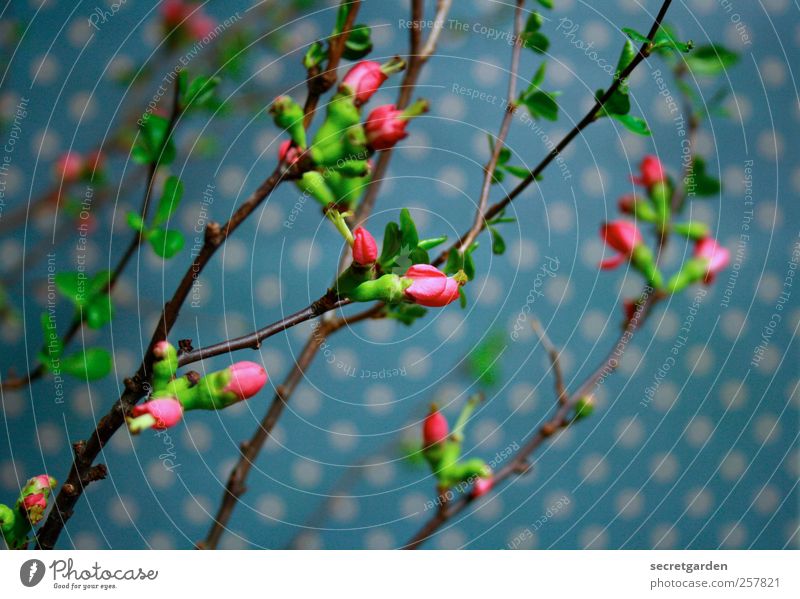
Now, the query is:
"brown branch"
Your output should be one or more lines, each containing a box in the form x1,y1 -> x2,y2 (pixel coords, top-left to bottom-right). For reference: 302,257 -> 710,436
199,303 -> 383,549
353,0 -> 450,223
404,0 -> 677,549
458,0 -> 525,253
177,292 -> 350,367
1,81 -> 183,392
201,0 -> 452,550
303,0 -> 361,127
35,160 -> 290,549
530,317 -> 567,405
434,0 -> 675,268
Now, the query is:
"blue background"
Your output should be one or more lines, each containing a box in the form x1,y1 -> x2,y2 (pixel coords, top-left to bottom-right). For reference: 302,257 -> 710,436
0,0 -> 797,549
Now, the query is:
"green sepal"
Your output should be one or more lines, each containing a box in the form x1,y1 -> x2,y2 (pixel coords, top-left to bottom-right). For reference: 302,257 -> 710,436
666,258 -> 707,294
348,273 -> 409,303
296,171 -> 336,206
672,221 -> 710,240
631,245 -> 663,289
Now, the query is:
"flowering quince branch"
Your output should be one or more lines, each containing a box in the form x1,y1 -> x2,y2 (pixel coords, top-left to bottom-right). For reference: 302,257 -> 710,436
404,11 -> 743,550
200,0 -> 698,548
200,0 -> 451,549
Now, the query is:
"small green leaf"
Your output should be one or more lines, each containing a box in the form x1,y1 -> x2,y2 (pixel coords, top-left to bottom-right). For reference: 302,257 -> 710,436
399,208 -> 419,249
500,164 -> 531,179
386,303 -> 428,326
523,32 -> 549,54
686,156 -> 721,196
149,228 -> 185,259
489,227 -> 506,255
126,211 -> 145,232
418,236 -> 447,251
444,249 -> 463,276
85,297 -> 113,330
463,242 -> 478,281
303,41 -> 327,70
61,348 -> 112,380
153,176 -> 184,227
536,0 -> 553,8
183,75 -> 220,110
521,90 -> 559,121
467,331 -> 506,386
379,221 -> 401,267
621,27 -> 649,44
611,113 -> 651,136
133,114 -> 176,166
55,272 -> 87,306
685,44 -> 739,76
531,62 -> 547,87
343,24 -> 372,60
652,25 -> 693,54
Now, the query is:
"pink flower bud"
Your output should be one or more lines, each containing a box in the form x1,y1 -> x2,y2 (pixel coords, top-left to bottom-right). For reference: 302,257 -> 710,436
223,361 -> 268,400
599,221 -> 643,270
153,340 -> 171,359
188,13 -> 216,40
31,474 -> 55,492
352,226 -> 378,265
631,155 -> 666,188
161,0 -> 189,26
423,408 -> 449,446
278,139 -> 301,165
365,105 -> 408,151
694,237 -> 730,283
130,398 -> 184,431
22,493 -> 46,511
341,61 -> 387,105
404,264 -> 461,307
55,152 -> 84,182
471,475 -> 494,498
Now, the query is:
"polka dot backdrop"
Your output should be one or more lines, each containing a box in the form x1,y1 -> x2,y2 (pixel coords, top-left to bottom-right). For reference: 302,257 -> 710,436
0,0 -> 797,550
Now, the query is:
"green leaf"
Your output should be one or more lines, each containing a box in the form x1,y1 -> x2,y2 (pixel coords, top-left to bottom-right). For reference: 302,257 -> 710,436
149,228 -> 185,259
61,348 -> 112,380
616,40 -> 637,75
463,242 -> 478,281
303,41 -> 327,70
531,62 -> 547,87
489,227 -> 506,255
458,287 -> 467,309
500,164 -> 531,179
598,87 -> 630,116
521,90 -> 559,121
399,208 -> 419,249
126,211 -> 145,232
89,270 -> 111,296
386,303 -> 427,326
418,236 -> 447,251
85,297 -> 113,330
611,113 -> 651,136
523,32 -> 549,54
444,249 -> 463,276
536,0 -> 553,8
343,24 -> 372,60
673,221 -> 710,239
687,156 -> 721,196
621,27 -> 649,44
183,75 -> 220,110
467,331 -> 506,386
55,272 -> 87,306
153,176 -> 184,227
133,114 -> 176,166
652,25 -> 693,54
379,221 -> 401,267
685,44 -> 739,76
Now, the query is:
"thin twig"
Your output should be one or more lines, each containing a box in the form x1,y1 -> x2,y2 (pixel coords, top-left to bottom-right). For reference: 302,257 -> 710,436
530,317 -> 567,404
202,0 -> 451,549
404,0 -> 676,549
459,0 -> 525,253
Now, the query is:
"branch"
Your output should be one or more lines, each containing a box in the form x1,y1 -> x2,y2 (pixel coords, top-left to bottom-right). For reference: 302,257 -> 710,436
435,0 -> 675,267
1,81 -> 183,392
530,317 -> 567,405
353,0 -> 451,223
458,0 -> 525,253
199,303 -> 383,549
404,0 -> 677,549
177,293 -> 350,367
303,0 -> 362,126
35,162 -> 290,549
202,0 -> 453,549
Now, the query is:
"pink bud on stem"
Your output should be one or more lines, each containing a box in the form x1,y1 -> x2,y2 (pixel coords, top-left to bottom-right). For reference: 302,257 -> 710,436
352,226 -> 378,265
404,264 -> 462,307
423,406 -> 449,447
